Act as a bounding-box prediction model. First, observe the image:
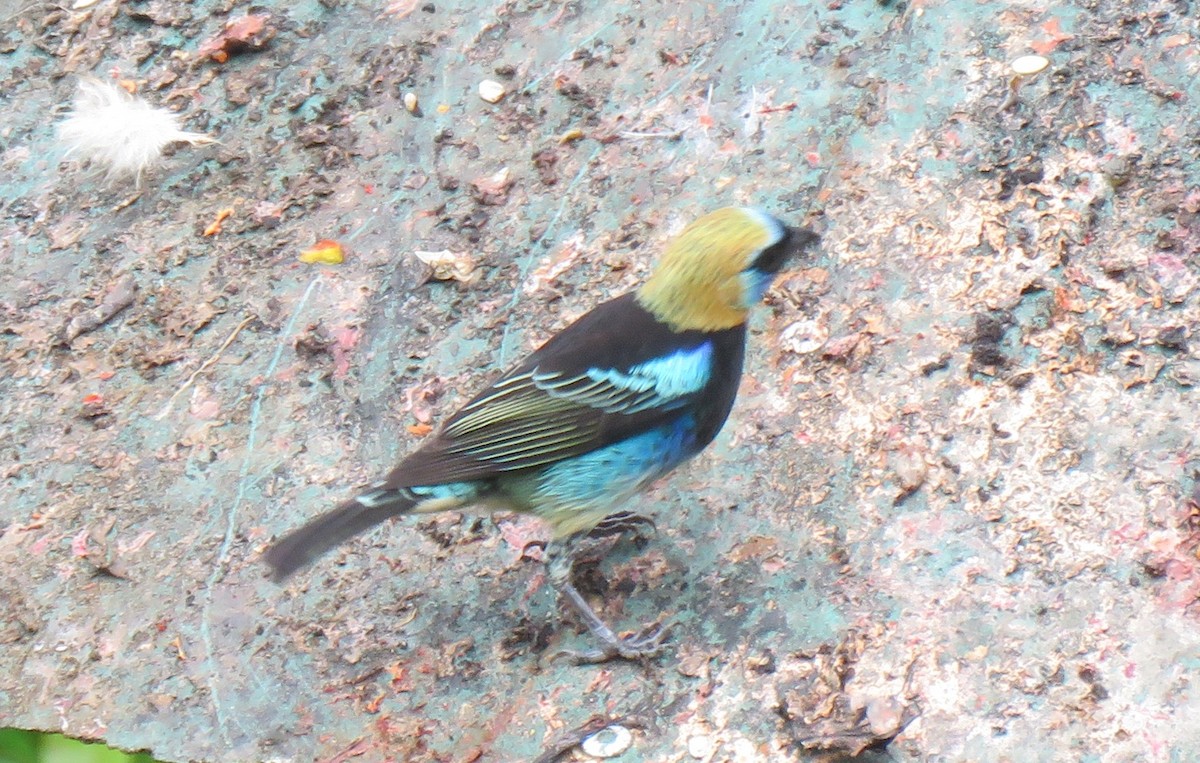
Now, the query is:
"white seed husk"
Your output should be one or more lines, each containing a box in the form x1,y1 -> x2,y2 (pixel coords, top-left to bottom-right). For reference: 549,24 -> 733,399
580,725 -> 633,758
1011,54 -> 1050,76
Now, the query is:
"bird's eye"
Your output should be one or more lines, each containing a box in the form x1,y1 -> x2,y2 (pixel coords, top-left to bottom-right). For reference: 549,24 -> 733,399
748,227 -> 795,274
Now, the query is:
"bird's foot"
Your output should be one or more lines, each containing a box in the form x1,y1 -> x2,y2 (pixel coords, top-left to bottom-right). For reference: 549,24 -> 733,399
548,571 -> 672,665
554,620 -> 671,665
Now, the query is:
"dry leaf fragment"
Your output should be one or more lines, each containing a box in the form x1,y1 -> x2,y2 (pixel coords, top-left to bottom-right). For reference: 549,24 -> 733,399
470,167 -> 512,205
523,234 -> 583,294
48,216 -> 90,250
195,14 -> 274,61
413,249 -> 478,283
59,273 -> 138,345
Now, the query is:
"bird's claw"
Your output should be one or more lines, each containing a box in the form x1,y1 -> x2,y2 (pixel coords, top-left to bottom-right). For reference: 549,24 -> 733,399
553,621 -> 671,665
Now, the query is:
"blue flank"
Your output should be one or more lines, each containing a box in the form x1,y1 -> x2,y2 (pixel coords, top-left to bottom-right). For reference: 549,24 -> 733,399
532,415 -> 699,515
584,342 -> 713,412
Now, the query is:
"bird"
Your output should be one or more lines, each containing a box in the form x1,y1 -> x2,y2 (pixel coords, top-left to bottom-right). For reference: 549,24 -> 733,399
265,206 -> 819,663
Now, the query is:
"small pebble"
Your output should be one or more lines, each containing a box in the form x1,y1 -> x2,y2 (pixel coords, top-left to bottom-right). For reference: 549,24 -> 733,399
403,92 -> 419,113
478,79 -> 506,103
866,697 -> 906,736
580,725 -> 632,758
1011,54 -> 1049,76
687,734 -> 715,759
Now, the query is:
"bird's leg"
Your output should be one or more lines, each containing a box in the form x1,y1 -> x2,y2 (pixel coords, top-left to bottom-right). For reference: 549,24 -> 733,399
545,537 -> 669,665
567,510 -> 658,566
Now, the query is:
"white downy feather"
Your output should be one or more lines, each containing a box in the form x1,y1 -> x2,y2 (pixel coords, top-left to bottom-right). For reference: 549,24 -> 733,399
56,77 -> 214,184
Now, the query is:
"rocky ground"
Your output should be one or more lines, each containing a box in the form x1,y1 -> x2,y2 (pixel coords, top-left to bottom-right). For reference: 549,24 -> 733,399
2,0 -> 1200,761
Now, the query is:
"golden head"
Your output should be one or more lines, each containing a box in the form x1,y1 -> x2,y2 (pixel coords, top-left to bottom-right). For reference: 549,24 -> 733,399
637,207 -> 804,332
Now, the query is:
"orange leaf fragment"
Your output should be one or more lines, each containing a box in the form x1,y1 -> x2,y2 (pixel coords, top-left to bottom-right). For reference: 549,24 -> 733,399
299,239 -> 344,265
203,207 -> 234,236
223,14 -> 267,44
364,690 -> 385,714
1031,17 -> 1073,55
406,423 -> 433,436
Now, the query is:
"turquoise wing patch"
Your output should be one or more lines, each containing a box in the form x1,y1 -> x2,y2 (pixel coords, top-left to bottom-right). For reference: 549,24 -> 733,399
574,342 -> 713,412
437,341 -> 713,467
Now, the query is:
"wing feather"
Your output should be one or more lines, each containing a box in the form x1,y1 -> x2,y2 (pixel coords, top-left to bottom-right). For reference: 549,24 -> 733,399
381,294 -> 729,489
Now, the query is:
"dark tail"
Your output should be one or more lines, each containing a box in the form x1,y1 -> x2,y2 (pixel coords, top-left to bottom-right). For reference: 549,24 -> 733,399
264,489 -> 418,581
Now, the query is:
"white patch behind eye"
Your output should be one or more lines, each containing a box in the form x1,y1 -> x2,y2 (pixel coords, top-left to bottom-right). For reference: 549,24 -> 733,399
739,207 -> 787,246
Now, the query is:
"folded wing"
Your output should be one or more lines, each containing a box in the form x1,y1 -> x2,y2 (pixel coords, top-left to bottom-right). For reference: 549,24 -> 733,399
384,295 -> 715,487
